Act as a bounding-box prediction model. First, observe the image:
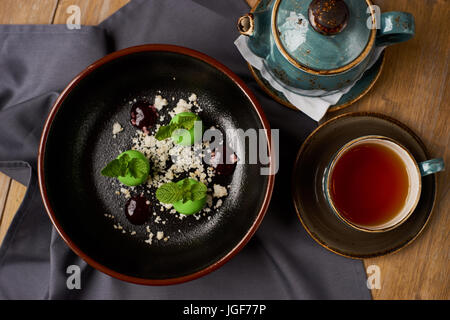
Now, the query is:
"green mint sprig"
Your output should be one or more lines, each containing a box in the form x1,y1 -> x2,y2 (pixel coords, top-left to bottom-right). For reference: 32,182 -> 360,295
101,153 -> 148,180
155,113 -> 198,141
156,178 -> 207,204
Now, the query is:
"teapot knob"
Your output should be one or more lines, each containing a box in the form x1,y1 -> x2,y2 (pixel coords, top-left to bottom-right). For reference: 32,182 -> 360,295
308,0 -> 349,35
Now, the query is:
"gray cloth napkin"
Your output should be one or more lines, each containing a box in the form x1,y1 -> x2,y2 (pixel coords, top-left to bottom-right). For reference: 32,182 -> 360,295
0,0 -> 371,299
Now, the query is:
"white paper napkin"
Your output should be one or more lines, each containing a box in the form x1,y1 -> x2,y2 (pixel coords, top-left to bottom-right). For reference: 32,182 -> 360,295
235,35 -> 384,121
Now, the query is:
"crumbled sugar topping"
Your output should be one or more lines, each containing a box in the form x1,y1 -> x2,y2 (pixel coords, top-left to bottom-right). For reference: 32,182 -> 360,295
154,95 -> 168,111
213,184 -> 228,198
156,231 -> 164,240
206,195 -> 213,208
169,99 -> 192,118
112,122 -> 123,135
120,188 -> 131,198
188,93 -> 197,102
214,199 -> 223,209
145,232 -> 154,244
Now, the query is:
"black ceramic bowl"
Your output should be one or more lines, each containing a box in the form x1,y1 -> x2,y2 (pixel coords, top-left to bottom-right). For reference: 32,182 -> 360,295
38,45 -> 274,285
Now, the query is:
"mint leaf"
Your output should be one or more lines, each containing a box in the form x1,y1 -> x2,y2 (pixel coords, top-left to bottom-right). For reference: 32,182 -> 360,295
101,152 -> 149,179
117,153 -> 131,176
172,128 -> 186,144
182,192 -> 191,204
180,178 -> 207,202
190,182 -> 207,201
119,153 -> 130,164
181,177 -> 191,191
156,182 -> 183,204
155,124 -> 175,140
101,154 -> 130,177
128,158 -> 148,179
155,112 -> 200,141
156,178 -> 207,204
174,113 -> 198,130
101,159 -> 123,177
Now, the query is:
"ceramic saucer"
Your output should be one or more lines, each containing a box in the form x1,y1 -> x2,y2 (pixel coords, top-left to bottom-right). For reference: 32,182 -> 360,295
248,0 -> 385,113
292,112 -> 437,258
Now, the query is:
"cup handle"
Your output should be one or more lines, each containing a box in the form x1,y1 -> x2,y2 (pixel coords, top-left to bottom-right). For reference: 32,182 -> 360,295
376,12 -> 415,47
418,158 -> 445,177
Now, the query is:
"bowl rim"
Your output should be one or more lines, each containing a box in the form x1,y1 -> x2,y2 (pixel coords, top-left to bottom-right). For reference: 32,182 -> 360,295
37,44 -> 275,286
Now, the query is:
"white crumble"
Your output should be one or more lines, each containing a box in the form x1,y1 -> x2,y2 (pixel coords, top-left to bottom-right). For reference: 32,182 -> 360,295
156,231 -> 164,240
188,93 -> 197,102
206,195 -> 213,208
214,199 -> 223,209
145,232 -> 154,245
112,122 -> 123,135
154,95 -> 168,111
213,184 -> 228,198
120,188 -> 131,199
169,98 -> 192,118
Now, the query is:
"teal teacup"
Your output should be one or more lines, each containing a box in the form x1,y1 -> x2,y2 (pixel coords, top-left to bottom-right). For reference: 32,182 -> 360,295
322,136 -> 444,232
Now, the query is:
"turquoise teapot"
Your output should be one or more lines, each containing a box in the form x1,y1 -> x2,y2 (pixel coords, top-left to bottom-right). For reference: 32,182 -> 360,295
238,0 -> 415,95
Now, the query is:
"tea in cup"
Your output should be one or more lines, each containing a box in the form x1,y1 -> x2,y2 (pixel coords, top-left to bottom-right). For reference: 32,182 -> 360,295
323,136 -> 444,232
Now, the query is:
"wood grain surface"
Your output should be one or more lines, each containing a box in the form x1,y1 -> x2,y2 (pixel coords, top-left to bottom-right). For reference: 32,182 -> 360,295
0,0 -> 447,300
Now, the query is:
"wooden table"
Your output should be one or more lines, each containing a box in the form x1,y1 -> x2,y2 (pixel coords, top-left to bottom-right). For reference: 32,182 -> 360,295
0,0 -> 448,300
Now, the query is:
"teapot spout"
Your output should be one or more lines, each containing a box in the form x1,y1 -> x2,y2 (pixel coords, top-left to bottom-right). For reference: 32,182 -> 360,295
237,14 -> 255,36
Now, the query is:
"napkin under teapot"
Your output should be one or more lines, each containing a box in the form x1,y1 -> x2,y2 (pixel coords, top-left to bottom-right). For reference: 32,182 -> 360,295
235,35 -> 385,121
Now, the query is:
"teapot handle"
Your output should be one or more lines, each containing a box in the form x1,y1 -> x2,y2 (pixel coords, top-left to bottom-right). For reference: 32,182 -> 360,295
376,12 -> 415,47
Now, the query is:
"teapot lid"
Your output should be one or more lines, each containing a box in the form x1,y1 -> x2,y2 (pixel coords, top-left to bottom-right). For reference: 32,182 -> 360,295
273,0 -> 376,75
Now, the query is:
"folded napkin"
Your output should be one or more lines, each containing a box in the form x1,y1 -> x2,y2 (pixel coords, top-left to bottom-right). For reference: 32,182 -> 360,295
0,0 -> 371,299
235,35 -> 385,121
